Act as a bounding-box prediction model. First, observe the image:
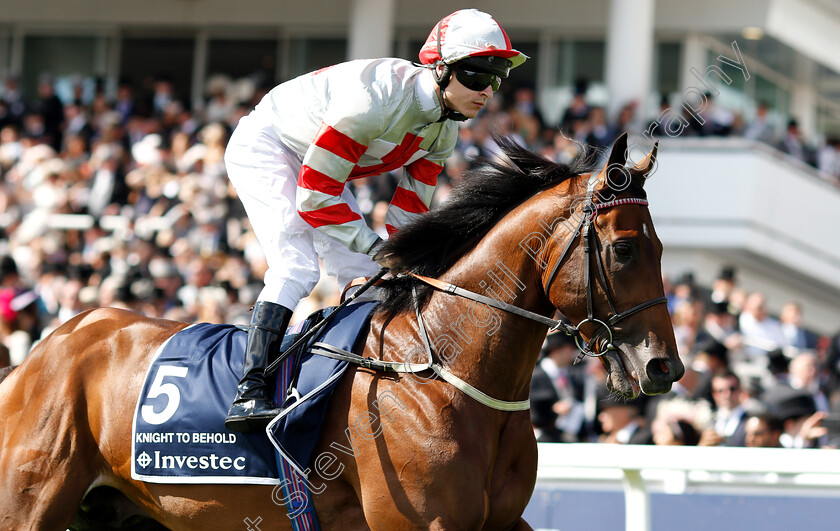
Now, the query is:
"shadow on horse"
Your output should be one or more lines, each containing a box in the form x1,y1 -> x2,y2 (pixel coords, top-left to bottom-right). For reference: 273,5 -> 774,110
0,133 -> 683,530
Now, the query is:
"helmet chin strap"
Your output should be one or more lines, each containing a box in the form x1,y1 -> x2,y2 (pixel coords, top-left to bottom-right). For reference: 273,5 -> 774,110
433,64 -> 468,122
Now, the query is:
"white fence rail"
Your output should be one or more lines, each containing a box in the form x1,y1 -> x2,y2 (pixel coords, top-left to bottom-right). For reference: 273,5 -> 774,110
535,443 -> 840,531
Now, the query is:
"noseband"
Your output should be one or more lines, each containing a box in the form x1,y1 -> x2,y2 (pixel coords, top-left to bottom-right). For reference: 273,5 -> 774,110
410,192 -> 667,365
542,196 -> 668,363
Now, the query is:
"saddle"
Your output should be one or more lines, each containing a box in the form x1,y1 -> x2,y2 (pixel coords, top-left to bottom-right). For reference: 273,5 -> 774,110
131,300 -> 378,485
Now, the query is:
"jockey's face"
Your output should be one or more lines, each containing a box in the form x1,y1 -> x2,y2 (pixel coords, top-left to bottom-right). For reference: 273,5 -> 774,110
441,68 -> 494,119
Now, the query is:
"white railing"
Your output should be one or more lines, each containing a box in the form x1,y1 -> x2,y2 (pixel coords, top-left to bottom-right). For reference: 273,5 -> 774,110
535,442 -> 840,531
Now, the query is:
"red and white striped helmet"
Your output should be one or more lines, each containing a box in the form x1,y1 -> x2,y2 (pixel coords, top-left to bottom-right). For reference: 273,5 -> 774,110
419,9 -> 528,71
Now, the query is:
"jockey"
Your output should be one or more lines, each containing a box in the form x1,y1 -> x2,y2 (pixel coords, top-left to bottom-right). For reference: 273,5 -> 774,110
223,9 -> 527,432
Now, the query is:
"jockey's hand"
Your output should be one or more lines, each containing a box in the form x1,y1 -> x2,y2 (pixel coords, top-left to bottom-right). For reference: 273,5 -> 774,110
375,253 -> 400,271
367,237 -> 401,272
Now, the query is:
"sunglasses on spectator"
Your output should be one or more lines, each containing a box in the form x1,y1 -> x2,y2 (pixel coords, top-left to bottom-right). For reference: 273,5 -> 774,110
453,66 -> 502,92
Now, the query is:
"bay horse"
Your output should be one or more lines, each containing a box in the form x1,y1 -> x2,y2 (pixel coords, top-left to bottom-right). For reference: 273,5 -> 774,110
0,133 -> 683,530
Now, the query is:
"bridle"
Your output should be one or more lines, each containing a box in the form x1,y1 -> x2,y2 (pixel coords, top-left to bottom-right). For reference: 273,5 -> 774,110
411,186 -> 668,365
298,179 -> 669,412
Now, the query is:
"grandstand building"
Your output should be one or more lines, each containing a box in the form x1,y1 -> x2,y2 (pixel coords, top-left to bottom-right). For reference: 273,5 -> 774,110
0,0 -> 837,333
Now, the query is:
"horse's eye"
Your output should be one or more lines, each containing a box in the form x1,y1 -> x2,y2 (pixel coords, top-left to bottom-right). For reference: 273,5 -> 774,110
613,242 -> 633,258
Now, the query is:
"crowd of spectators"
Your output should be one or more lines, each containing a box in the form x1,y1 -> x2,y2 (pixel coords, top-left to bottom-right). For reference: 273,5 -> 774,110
0,71 -> 837,451
461,80 -> 840,187
532,266 -> 840,450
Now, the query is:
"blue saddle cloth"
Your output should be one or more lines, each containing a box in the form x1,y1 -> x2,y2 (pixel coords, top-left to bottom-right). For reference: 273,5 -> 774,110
131,301 -> 377,484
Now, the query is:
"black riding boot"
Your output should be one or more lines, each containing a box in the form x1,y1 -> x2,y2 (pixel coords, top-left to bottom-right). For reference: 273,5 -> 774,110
225,301 -> 292,433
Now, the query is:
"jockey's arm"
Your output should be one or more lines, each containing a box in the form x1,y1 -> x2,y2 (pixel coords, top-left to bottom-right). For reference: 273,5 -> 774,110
295,92 -> 385,257
383,126 -> 455,235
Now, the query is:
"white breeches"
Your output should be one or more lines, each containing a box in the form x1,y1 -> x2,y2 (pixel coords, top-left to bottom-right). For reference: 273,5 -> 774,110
225,112 -> 379,310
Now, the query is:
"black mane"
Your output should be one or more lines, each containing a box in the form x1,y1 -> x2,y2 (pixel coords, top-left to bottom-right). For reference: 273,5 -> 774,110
376,135 -> 596,315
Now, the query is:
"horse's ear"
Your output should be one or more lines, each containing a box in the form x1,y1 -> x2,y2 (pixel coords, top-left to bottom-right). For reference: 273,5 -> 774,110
608,132 -> 629,169
592,132 -> 629,190
630,141 -> 658,181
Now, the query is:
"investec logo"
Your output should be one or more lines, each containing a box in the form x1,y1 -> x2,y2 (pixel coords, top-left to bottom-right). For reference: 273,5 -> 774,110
136,451 -> 247,471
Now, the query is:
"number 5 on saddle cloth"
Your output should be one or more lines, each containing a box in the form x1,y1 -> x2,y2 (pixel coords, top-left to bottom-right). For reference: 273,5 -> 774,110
132,300 -> 379,531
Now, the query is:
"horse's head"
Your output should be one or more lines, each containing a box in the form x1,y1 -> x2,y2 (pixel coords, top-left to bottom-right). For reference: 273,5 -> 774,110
543,133 -> 684,397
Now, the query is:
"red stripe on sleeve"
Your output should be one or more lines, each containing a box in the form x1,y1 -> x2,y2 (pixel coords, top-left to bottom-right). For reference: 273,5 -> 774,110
386,224 -> 398,236
406,158 -> 442,187
391,187 -> 430,215
313,125 -> 367,163
298,203 -> 362,228
298,166 -> 345,196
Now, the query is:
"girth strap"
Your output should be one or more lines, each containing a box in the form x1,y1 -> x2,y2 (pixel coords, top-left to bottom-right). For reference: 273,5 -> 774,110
412,284 -> 530,411
308,343 -> 531,412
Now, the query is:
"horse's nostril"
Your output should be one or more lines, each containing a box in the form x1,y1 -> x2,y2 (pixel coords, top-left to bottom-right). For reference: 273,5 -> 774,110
646,358 -> 670,379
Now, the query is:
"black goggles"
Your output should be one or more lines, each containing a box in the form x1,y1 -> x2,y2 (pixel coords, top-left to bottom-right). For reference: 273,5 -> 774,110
453,66 -> 502,92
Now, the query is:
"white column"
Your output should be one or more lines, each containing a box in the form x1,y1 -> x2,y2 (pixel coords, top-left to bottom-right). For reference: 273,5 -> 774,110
105,31 -> 122,100
347,0 -> 395,61
277,28 -> 290,84
9,26 -> 24,78
604,0 -> 656,125
0,29 -> 9,80
191,31 -> 209,113
790,56 -> 817,142
679,33 -> 707,93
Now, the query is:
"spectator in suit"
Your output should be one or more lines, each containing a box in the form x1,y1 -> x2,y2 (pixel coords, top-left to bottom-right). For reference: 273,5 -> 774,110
779,301 -> 817,351
777,119 -> 809,164
597,385 -> 652,445
686,338 -> 729,404
701,369 -> 749,446
743,101 -> 775,145
650,396 -> 709,446
788,351 -> 830,414
697,300 -> 742,354
653,418 -> 700,446
32,76 -> 65,151
530,333 -> 585,442
744,412 -> 783,448
709,266 -> 737,305
764,386 -> 826,448
816,137 -> 840,183
560,80 -> 590,133
739,292 -> 786,360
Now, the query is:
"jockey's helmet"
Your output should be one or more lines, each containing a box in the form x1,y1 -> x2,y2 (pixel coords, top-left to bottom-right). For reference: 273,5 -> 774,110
419,9 -> 528,89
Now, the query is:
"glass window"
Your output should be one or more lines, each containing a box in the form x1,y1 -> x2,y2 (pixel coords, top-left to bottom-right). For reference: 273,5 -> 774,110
655,42 -> 681,96
120,37 -> 194,112
554,39 -> 605,87
23,36 -> 98,101
755,74 -> 778,110
288,38 -> 346,79
707,48 -> 746,93
207,39 -> 277,87
402,39 -> 426,62
505,40 -> 538,90
818,105 -> 840,138
571,41 -> 605,85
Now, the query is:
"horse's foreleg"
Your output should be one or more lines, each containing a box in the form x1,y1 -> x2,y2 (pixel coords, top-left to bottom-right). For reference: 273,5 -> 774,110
0,398 -> 101,529
0,340 -> 101,529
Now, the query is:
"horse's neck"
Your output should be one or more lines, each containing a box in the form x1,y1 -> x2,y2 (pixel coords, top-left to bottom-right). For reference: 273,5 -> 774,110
419,206 -> 560,403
